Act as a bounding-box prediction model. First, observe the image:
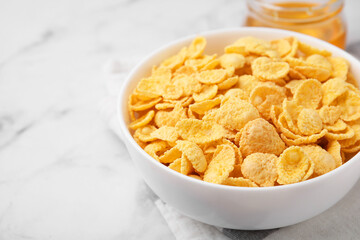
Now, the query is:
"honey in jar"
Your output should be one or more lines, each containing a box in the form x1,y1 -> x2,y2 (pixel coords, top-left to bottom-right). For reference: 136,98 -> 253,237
245,0 -> 347,49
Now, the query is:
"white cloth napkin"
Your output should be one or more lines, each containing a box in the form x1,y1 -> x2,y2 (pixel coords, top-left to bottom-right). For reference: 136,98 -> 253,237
100,58 -> 360,240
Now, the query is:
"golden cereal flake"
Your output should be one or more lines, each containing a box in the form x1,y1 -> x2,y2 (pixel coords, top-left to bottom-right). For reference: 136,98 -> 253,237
301,145 -> 336,176
203,97 -> 260,131
223,177 -> 258,187
230,36 -> 272,56
237,75 -> 261,95
224,88 -> 248,101
155,102 -> 175,110
181,156 -> 194,175
325,125 -> 355,140
175,140 -> 207,172
189,97 -> 221,115
144,141 -> 169,161
129,110 -> 155,130
276,146 -> 313,185
201,59 -> 220,70
319,106 -> 342,125
285,80 -> 305,95
340,124 -> 360,149
185,55 -> 216,70
297,108 -> 323,136
219,53 -> 245,69
129,96 -> 162,111
326,140 -> 343,168
298,41 -> 331,57
217,76 -> 239,90
288,68 -> 306,81
193,85 -> 218,102
134,125 -> 158,142
198,69 -> 227,84
321,77 -> 347,106
306,54 -> 332,71
187,36 -> 207,59
324,119 -> 347,132
159,147 -> 182,164
204,144 -> 235,184
294,65 -> 330,82
175,119 -> 226,144
151,126 -> 179,143
329,57 -> 349,79
173,74 -> 202,96
293,79 -> 322,109
252,57 -> 290,82
271,38 -> 292,57
161,47 -> 188,70
154,103 -> 187,127
241,153 -> 278,187
336,89 -> 360,122
250,84 -> 286,120
284,37 -> 299,58
162,84 -> 183,100
168,157 -> 182,172
240,118 -> 285,157
280,129 -> 327,146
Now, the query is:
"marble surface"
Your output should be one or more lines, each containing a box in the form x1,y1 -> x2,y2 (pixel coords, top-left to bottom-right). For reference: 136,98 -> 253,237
0,0 -> 360,239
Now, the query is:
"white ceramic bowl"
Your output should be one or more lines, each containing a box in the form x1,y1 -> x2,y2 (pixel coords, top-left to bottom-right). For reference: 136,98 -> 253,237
117,27 -> 360,230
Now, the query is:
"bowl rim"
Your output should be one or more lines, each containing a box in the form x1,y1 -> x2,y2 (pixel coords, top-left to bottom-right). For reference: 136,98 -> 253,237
117,27 -> 360,192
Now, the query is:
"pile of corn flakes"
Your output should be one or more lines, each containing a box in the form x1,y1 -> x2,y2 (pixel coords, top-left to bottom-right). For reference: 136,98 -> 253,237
127,36 -> 360,187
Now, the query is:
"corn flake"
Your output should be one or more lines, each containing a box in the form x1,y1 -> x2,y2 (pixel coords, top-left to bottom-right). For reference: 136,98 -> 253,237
322,77 -> 347,106
144,141 -> 169,161
219,53 -> 245,69
281,129 -> 327,146
297,108 -> 323,136
173,74 -> 202,96
306,54 -> 332,71
175,119 -> 225,144
154,103 -> 187,127
294,65 -> 330,82
198,69 -> 227,84
294,79 -> 322,109
250,84 -> 286,120
298,41 -> 331,57
277,146 -> 313,185
252,57 -> 290,82
187,36 -> 206,59
151,126 -> 179,143
193,85 -> 218,102
161,47 -> 187,70
134,125 -> 157,142
223,177 -> 258,187
329,57 -> 349,79
189,97 -> 221,115
181,156 -> 194,175
301,145 -> 336,176
240,118 -> 285,157
204,144 -> 235,184
175,140 -> 207,172
326,140 -> 343,168
203,97 -> 260,131
319,106 -> 341,125
159,147 -> 182,164
129,110 -> 155,130
217,76 -> 239,90
241,153 -> 278,187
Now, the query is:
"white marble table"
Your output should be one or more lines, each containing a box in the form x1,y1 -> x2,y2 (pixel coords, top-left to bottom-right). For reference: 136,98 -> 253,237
1,0 -> 360,239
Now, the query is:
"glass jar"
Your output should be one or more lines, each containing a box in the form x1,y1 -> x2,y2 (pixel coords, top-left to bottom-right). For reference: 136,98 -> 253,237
245,0 -> 347,49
